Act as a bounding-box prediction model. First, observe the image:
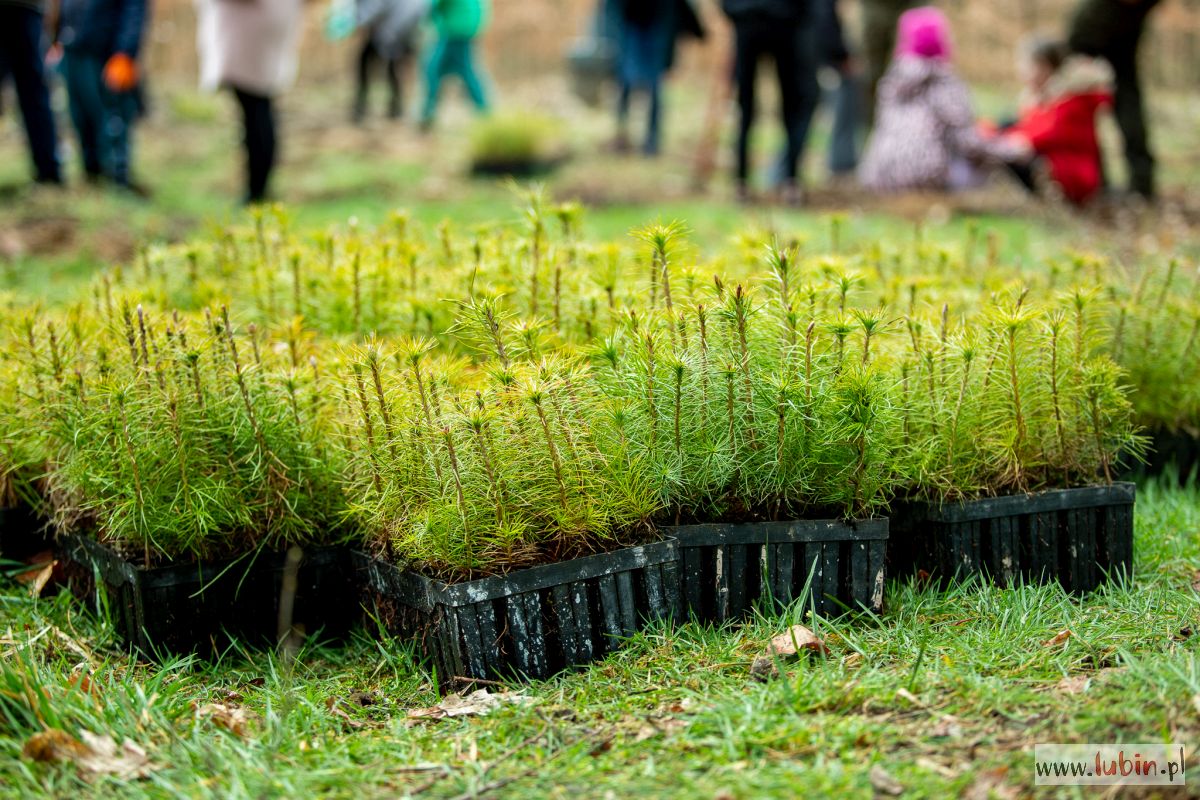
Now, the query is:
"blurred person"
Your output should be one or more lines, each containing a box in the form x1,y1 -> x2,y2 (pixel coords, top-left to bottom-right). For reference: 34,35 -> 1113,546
984,38 -> 1113,206
419,0 -> 491,130
196,0 -> 305,204
817,0 -> 860,176
722,0 -> 819,205
860,0 -> 916,124
52,0 -> 146,190
612,0 -> 704,157
1068,0 -> 1160,199
353,0 -> 428,123
0,0 -> 62,184
858,7 -> 1029,193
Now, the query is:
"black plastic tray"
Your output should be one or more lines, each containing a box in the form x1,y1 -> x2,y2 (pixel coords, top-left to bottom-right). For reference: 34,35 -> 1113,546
888,483 -> 1136,592
1121,427 -> 1198,485
61,535 -> 356,657
0,504 -> 49,562
667,519 -> 889,623
358,539 -> 681,685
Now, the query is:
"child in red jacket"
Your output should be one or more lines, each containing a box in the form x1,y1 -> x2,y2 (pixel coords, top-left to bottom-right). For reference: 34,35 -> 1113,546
993,38 -> 1113,205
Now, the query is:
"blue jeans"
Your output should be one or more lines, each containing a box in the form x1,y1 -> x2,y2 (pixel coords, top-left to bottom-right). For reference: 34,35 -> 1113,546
826,68 -> 862,175
62,51 -> 137,185
421,37 -> 490,124
0,7 -> 61,182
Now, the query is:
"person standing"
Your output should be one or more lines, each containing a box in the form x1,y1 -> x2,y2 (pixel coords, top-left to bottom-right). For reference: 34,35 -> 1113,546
1068,0 -> 1161,199
419,0 -> 492,130
861,0 -> 917,124
816,0 -> 860,176
353,0 -> 428,122
53,0 -> 147,190
196,0 -> 305,205
612,0 -> 703,157
722,0 -> 819,204
0,0 -> 62,184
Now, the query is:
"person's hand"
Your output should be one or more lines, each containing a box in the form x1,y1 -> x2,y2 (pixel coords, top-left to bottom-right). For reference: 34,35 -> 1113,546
1002,133 -> 1035,161
45,43 -> 63,68
102,53 -> 139,93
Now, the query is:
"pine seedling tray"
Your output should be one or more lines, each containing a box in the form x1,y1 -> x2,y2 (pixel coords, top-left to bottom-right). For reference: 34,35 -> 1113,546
358,539 -> 681,686
61,535 -> 356,656
666,519 -> 889,623
888,483 -> 1136,592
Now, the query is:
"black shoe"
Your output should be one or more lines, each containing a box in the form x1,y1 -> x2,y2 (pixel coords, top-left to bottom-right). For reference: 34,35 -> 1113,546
116,179 -> 153,199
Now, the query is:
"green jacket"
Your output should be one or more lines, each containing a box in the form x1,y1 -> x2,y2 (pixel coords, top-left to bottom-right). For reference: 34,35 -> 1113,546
431,0 -> 489,39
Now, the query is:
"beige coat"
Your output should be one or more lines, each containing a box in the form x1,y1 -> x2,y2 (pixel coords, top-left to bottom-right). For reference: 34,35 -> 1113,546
196,0 -> 306,97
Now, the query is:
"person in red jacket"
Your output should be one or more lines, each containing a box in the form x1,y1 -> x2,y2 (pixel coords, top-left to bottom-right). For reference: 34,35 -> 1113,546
992,38 -> 1113,206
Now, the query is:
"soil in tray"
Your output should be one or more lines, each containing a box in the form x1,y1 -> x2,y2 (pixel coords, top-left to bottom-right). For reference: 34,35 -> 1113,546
357,539 -> 680,685
888,483 -> 1135,593
62,536 -> 356,657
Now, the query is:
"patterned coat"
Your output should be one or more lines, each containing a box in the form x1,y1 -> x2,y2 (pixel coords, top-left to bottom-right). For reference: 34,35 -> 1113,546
859,56 -> 1022,192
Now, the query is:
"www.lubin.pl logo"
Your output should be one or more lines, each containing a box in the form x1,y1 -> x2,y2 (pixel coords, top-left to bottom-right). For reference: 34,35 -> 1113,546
1034,744 -> 1188,786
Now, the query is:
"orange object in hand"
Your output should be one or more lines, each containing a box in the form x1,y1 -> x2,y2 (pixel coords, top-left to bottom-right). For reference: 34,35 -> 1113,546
102,53 -> 139,93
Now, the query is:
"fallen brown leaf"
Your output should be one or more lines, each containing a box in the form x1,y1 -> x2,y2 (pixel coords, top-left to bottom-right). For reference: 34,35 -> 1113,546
767,624 -> 827,657
930,714 -> 963,738
1190,570 -> 1200,593
1055,674 -> 1090,695
194,702 -> 257,738
869,764 -> 903,796
963,767 -> 1019,800
406,689 -> 533,721
1043,628 -> 1072,647
915,756 -> 957,779
15,560 -> 57,598
325,696 -> 369,729
23,728 -> 156,781
22,729 -> 89,763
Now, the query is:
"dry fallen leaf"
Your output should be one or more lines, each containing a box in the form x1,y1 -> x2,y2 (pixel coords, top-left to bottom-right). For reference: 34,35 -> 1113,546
915,756 -> 957,779
963,767 -> 1019,800
869,764 -> 904,796
23,728 -> 156,781
768,624 -> 828,657
1055,674 -> 1090,695
1190,570 -> 1200,593
15,559 -> 57,598
1043,628 -> 1072,647
930,714 -> 963,739
194,702 -> 257,738
407,689 -> 533,721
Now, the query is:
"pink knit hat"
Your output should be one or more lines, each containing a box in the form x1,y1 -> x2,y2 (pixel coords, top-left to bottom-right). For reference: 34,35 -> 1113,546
895,7 -> 953,61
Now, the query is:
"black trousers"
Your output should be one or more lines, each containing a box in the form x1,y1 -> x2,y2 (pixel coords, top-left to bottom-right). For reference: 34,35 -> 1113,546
355,37 -> 403,119
234,87 -> 276,204
1069,0 -> 1157,197
0,6 -> 61,183
732,22 -> 819,185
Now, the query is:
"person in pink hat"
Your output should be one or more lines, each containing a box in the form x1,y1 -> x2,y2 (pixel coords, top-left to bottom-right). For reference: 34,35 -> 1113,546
858,6 -> 1028,192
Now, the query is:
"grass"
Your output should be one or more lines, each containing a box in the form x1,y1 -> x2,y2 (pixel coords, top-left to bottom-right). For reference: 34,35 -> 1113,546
1,474 -> 1196,799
